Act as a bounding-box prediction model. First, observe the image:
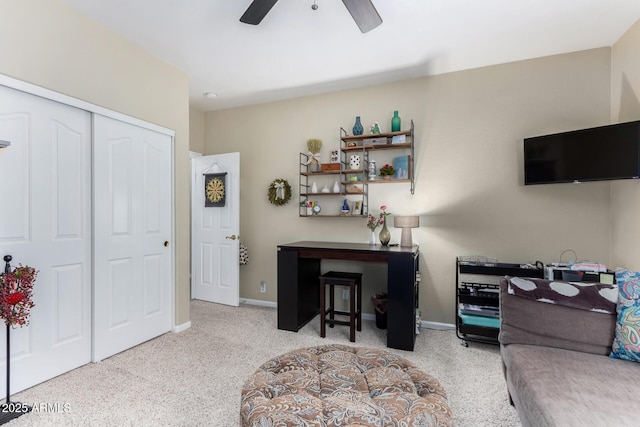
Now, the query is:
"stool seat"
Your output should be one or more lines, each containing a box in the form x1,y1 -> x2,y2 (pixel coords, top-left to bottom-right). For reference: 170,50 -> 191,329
319,271 -> 362,342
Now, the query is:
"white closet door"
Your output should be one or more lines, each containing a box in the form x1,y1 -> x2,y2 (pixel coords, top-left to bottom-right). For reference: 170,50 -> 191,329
0,85 -> 92,395
93,114 -> 173,361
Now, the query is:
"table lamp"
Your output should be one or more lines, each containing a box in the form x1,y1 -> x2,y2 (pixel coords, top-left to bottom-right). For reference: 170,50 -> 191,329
394,215 -> 419,247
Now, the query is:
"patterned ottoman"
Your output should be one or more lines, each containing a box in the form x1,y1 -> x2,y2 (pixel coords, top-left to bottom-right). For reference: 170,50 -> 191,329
240,344 -> 452,426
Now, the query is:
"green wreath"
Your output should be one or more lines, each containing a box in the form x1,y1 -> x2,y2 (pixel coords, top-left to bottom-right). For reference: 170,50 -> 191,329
268,178 -> 292,206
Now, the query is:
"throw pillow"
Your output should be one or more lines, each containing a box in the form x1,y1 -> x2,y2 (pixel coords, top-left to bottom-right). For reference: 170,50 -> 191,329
610,269 -> 640,362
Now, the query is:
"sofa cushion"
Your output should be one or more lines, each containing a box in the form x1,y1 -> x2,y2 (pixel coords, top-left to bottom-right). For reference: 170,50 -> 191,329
500,278 -> 616,356
610,269 -> 640,362
507,277 -> 617,314
502,344 -> 640,427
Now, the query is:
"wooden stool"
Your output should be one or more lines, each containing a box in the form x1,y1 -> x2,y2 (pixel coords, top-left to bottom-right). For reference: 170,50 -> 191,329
319,271 -> 362,342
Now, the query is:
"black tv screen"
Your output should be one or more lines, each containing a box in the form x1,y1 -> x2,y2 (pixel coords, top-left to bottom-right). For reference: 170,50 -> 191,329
524,121 -> 640,185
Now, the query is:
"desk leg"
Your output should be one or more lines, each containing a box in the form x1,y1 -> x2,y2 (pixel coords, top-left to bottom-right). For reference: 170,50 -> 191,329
277,250 -> 320,332
387,254 -> 417,351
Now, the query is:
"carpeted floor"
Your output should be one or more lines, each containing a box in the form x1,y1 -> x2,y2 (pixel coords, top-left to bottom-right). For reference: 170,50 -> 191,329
9,301 -> 521,426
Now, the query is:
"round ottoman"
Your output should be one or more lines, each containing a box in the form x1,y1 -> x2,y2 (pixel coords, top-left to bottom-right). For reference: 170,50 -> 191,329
240,344 -> 452,426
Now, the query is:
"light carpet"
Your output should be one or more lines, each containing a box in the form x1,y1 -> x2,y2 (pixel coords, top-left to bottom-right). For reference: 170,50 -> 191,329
9,301 -> 520,426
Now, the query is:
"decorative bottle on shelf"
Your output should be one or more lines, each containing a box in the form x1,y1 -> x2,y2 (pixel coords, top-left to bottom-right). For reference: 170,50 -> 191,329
379,222 -> 391,246
368,160 -> 377,180
352,116 -> 364,136
391,110 -> 401,132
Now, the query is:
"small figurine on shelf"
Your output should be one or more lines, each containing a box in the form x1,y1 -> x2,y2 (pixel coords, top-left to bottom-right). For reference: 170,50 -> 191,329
370,122 -> 381,134
341,199 -> 350,215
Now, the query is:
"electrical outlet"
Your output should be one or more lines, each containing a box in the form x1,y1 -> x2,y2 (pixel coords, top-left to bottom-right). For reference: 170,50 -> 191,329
342,289 -> 349,300
260,281 -> 266,293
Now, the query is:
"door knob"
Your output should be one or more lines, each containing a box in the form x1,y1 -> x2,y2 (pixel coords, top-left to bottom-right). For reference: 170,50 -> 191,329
164,241 -> 170,247
225,235 -> 238,240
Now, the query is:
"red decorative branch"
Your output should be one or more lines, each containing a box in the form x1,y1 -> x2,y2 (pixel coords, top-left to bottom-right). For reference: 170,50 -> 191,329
0,265 -> 37,327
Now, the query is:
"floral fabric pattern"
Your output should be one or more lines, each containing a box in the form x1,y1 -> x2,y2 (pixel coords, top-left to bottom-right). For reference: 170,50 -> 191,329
241,344 -> 452,426
610,269 -> 640,362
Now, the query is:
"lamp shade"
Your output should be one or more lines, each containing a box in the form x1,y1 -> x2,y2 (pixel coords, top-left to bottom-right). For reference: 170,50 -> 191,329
393,215 -> 420,247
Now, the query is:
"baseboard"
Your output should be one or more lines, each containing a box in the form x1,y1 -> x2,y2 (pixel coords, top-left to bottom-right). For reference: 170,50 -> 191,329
173,321 -> 192,333
240,298 -> 277,308
421,320 -> 455,330
237,299 -> 455,331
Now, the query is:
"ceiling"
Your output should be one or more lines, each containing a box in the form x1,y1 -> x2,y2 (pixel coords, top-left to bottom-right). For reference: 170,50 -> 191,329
60,0 -> 640,112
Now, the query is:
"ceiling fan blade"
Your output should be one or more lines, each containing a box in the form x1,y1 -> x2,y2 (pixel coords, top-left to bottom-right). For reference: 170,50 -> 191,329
342,0 -> 382,33
240,0 -> 279,25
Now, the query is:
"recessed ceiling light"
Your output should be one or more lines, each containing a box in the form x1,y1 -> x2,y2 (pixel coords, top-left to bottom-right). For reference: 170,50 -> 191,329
203,92 -> 218,99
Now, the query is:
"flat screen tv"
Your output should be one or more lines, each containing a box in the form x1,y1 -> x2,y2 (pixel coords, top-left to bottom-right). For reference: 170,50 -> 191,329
524,121 -> 640,185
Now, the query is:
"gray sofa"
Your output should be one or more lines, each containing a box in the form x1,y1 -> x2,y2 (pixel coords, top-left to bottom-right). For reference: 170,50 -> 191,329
499,276 -> 640,427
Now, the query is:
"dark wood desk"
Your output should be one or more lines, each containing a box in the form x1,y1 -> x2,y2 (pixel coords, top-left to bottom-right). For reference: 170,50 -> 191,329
277,241 -> 419,351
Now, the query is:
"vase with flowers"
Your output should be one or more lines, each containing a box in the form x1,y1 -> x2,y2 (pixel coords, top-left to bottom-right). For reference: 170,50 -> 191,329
378,205 -> 392,245
366,211 -> 385,245
379,164 -> 395,180
305,138 -> 323,172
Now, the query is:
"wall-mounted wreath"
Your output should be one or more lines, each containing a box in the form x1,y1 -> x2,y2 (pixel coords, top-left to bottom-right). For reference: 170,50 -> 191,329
268,178 -> 292,206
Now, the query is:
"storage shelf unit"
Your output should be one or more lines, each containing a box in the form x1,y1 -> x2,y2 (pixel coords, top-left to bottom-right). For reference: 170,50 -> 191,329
298,119 -> 415,217
299,151 -> 368,217
340,120 -> 415,195
455,257 -> 543,347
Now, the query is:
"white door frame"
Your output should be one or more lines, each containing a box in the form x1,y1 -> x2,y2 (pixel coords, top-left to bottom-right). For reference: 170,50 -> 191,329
189,151 -> 202,300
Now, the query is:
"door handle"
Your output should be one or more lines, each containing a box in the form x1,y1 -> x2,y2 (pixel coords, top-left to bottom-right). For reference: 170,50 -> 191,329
225,235 -> 238,240
164,241 -> 170,247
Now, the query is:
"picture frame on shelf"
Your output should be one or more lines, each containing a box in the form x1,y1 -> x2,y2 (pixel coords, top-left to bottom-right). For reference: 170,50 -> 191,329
330,149 -> 339,163
393,155 -> 410,180
391,134 -> 406,144
352,200 -> 362,215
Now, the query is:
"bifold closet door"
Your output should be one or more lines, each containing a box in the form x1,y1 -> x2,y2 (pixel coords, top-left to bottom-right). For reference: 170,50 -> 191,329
0,84 -> 92,395
92,114 -> 173,362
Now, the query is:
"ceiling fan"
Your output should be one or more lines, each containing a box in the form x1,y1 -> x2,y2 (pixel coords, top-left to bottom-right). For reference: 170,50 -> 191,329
240,0 -> 383,33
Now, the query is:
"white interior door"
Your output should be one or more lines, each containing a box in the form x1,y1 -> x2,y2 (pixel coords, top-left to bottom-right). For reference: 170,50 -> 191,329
191,153 -> 240,306
93,114 -> 173,361
0,85 -> 92,394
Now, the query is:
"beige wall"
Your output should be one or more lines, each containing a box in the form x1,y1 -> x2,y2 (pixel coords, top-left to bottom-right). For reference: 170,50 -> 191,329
0,0 -> 191,326
611,19 -> 640,271
205,48 -> 613,324
190,108 -> 206,154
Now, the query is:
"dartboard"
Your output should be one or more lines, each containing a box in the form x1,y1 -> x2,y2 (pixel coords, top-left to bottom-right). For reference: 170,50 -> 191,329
205,177 -> 225,203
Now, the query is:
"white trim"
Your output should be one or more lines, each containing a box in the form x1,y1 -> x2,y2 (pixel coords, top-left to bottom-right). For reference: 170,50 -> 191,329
170,133 -> 177,336
235,300 -> 455,332
172,321 -> 192,333
188,151 -> 201,300
240,298 -> 277,308
421,320 -> 456,330
0,73 -> 174,137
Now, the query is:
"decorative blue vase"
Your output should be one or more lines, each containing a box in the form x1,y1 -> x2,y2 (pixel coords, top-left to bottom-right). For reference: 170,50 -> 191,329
391,110 -> 401,132
352,116 -> 364,136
